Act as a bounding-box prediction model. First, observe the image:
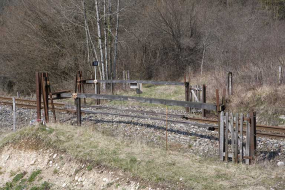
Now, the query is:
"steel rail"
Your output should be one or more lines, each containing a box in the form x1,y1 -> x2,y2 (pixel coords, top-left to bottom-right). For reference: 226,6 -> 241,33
82,109 -> 216,130
183,116 -> 285,133
0,97 -> 284,138
0,101 -> 74,113
60,93 -> 217,110
0,97 -> 65,107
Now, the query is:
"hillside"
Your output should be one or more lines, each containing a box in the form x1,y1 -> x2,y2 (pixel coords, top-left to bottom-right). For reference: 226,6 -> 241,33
0,123 -> 284,190
0,0 -> 284,94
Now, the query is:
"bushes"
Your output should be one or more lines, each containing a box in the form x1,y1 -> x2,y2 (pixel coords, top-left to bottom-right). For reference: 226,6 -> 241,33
0,0 -> 284,94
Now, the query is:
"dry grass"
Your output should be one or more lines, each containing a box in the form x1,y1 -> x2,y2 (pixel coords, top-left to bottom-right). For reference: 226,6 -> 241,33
0,124 -> 284,189
228,85 -> 285,125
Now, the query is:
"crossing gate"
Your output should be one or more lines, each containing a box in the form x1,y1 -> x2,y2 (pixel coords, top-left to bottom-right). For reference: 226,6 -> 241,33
219,111 -> 257,165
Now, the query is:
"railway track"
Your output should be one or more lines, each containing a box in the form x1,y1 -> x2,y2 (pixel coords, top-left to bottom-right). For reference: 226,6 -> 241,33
1,96 -> 284,139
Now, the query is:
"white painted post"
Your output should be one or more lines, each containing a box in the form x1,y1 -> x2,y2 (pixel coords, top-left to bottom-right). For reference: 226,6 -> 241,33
12,97 -> 16,131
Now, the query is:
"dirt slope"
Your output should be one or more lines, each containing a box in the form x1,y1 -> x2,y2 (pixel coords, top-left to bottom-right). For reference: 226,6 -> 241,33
0,145 -> 146,190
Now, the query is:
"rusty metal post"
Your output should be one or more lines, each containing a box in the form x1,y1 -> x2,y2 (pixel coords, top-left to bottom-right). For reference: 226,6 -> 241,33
250,111 -> 256,164
45,73 -> 49,123
41,73 -> 49,123
185,82 -> 190,113
222,88 -> 226,111
12,97 -> 16,131
202,84 -> 206,117
97,83 -> 101,105
36,72 -> 41,122
76,97 -> 81,126
79,71 -> 86,105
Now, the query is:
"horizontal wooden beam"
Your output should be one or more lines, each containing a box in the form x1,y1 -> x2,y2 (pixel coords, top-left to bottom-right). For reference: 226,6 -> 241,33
84,79 -> 185,86
60,93 -> 217,111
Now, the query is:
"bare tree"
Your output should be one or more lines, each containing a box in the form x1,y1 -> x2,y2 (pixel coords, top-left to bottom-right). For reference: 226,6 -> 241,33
113,0 -> 120,80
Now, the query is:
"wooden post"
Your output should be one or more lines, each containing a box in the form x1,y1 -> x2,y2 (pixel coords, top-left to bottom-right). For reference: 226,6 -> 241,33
49,92 -> 56,122
123,70 -> 126,89
185,82 -> 190,112
76,97 -> 81,126
166,106 -> 168,151
202,84 -> 206,117
228,72 -> 233,96
80,72 -> 86,105
239,114 -> 244,163
46,75 -> 56,123
216,89 -> 220,147
279,66 -> 283,85
230,113 -> 234,161
219,111 -> 224,161
36,72 -> 41,122
222,88 -> 226,107
225,112 -> 229,162
245,114 -> 250,165
189,85 -> 192,112
127,70 -> 130,88
235,113 -> 239,163
12,97 -> 16,131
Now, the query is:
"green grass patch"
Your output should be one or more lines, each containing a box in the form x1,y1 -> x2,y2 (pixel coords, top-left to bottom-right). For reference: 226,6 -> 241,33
107,85 -> 186,110
28,170 -> 41,183
12,172 -> 27,183
30,181 -> 51,190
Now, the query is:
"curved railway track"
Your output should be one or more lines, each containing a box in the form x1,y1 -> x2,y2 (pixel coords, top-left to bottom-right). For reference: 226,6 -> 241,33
0,96 -> 284,139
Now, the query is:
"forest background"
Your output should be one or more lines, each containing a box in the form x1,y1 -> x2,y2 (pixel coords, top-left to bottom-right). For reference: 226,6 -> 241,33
0,0 -> 284,95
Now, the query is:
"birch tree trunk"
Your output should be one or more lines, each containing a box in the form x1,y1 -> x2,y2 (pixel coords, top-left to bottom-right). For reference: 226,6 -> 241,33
113,0 -> 120,80
95,0 -> 106,86
201,42 -> 206,75
104,0 -> 109,80
82,0 -> 90,65
82,0 -> 99,74
108,0 -> 113,81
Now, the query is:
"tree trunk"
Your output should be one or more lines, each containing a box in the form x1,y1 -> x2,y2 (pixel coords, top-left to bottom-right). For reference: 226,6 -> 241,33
113,0 -> 120,80
95,0 -> 106,86
82,0 -> 90,66
104,0 -> 109,80
82,0 -> 99,72
201,42 -> 206,75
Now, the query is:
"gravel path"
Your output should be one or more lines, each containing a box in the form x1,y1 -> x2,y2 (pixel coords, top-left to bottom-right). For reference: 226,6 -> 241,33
0,104 -> 284,165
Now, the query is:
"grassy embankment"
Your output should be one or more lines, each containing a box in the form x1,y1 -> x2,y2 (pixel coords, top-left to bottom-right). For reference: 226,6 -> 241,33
0,124 -> 284,190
